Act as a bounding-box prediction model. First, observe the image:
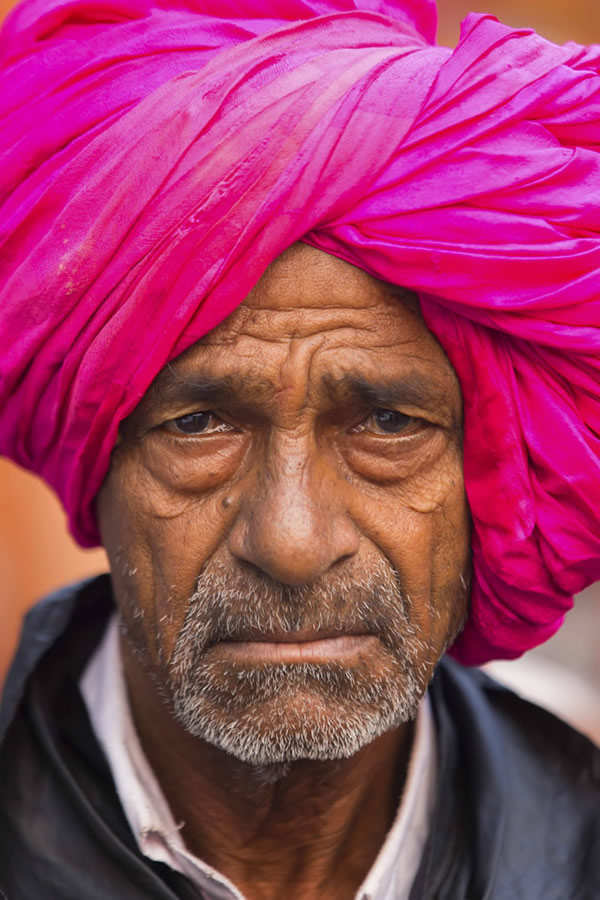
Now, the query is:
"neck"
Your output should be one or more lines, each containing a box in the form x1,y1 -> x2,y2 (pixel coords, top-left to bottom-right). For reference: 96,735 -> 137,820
122,640 -> 415,900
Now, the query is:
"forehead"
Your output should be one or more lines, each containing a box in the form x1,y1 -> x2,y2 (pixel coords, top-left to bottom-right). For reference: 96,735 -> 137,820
216,243 -> 422,342
142,243 -> 461,413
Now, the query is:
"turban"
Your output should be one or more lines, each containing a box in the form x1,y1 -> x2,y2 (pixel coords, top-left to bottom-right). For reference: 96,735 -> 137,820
1,0 -> 599,665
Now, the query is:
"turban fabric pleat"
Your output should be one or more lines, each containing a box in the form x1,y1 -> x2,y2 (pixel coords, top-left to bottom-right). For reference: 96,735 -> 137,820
1,0 -> 599,663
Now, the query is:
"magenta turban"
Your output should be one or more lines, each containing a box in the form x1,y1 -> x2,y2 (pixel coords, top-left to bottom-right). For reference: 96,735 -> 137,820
1,0 -> 599,664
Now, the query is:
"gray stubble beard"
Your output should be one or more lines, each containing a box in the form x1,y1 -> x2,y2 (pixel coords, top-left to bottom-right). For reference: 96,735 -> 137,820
161,558 -> 458,767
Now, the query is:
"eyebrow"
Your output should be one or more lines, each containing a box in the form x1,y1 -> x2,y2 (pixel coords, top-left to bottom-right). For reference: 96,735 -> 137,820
324,373 -> 453,414
144,367 -> 460,428
148,371 -> 275,408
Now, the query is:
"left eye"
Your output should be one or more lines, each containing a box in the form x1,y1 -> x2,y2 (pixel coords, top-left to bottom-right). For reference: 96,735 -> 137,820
353,409 -> 418,435
165,412 -> 232,435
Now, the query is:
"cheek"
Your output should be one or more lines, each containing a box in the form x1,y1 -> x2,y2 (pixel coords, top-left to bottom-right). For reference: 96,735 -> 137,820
97,454 -> 233,665
353,449 -> 469,643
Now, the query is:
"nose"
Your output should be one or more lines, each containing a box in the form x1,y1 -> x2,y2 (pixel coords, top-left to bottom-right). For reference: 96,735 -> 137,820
228,439 -> 359,586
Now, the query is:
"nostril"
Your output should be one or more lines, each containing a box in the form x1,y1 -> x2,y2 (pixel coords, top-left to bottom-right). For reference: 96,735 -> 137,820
229,535 -> 358,589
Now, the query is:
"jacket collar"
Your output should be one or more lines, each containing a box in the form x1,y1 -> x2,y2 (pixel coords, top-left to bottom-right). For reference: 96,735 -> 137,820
0,574 -> 113,741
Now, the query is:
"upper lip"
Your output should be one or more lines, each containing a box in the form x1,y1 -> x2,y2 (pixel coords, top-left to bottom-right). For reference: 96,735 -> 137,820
223,628 -> 370,644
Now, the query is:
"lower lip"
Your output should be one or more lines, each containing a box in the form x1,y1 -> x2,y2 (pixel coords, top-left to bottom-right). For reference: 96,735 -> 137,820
212,635 -> 377,664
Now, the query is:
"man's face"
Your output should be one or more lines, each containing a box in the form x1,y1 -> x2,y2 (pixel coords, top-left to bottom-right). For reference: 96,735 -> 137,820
97,244 -> 470,766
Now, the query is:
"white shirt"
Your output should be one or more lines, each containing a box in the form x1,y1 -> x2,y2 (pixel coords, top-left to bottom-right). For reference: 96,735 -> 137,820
81,616 -> 436,900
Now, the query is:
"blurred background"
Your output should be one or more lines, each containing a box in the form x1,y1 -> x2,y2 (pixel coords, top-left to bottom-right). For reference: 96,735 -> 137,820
1,0 -> 599,741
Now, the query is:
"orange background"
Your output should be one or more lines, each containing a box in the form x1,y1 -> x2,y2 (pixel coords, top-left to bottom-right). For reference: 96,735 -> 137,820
1,0 -> 599,694
1,0 -> 600,43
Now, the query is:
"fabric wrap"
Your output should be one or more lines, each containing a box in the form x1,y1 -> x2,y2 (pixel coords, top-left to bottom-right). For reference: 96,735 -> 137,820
0,0 -> 599,663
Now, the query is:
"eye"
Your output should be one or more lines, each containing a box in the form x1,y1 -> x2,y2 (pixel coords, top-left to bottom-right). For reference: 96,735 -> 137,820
164,411 -> 233,436
352,409 -> 419,436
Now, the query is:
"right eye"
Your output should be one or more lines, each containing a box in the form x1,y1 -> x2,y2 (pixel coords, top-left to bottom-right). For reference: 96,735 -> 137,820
163,411 -> 233,436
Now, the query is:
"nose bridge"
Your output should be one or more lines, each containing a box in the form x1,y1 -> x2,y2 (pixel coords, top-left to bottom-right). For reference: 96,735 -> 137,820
229,429 -> 358,586
270,434 -> 328,548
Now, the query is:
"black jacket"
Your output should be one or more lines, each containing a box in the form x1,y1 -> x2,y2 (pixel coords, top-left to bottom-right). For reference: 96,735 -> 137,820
0,576 -> 599,899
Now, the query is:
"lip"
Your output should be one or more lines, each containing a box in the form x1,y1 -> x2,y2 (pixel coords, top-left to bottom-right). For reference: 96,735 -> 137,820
211,634 -> 378,664
225,627 -> 368,643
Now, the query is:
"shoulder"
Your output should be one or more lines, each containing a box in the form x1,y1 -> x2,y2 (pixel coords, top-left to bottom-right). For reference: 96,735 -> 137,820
434,656 -> 600,785
429,658 -> 600,898
0,575 -> 113,740
0,577 -> 156,899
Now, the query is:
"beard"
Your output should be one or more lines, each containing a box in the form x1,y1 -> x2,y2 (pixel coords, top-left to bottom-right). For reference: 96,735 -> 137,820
152,556 -> 464,768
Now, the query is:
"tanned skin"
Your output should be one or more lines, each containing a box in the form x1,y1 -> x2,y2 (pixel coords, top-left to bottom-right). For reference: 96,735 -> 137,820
97,243 -> 470,900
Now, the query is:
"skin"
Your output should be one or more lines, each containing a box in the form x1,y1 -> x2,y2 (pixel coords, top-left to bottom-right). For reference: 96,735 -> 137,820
97,243 -> 470,900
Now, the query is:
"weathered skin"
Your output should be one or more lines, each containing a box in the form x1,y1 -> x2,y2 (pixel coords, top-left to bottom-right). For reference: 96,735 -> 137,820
97,243 -> 470,900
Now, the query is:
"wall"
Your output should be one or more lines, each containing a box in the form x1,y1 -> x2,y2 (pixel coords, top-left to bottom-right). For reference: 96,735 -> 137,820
2,0 -> 598,42
0,460 -> 106,684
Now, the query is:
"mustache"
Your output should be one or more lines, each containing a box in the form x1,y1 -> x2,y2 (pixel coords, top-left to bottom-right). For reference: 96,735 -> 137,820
172,557 -> 418,654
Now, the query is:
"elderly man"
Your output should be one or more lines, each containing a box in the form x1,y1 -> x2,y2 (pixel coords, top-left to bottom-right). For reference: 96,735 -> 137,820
0,0 -> 599,897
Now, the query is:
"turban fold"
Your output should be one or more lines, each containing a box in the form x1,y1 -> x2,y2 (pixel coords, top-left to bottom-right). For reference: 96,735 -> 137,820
1,0 -> 599,664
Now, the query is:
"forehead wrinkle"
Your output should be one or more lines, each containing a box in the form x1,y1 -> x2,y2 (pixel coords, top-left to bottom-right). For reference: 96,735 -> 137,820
243,242 -> 419,312
217,305 -> 391,344
135,272 -> 444,420
143,326 -> 451,412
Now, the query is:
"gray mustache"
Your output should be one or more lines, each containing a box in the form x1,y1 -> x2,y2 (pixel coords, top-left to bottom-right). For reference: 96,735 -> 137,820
181,559 -> 412,650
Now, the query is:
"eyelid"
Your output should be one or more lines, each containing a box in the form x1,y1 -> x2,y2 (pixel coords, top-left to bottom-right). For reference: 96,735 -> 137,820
350,409 -> 423,435
162,410 -> 235,436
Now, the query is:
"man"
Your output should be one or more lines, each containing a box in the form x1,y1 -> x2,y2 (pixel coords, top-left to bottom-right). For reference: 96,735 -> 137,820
0,0 -> 599,897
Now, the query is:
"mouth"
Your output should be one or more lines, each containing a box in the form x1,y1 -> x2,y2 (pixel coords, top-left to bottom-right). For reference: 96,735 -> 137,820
210,632 -> 378,664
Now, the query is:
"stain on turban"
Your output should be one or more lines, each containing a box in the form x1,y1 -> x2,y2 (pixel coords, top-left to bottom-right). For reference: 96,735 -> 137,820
1,0 -> 599,663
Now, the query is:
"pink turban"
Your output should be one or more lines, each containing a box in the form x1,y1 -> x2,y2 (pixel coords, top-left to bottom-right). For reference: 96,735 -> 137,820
1,0 -> 599,664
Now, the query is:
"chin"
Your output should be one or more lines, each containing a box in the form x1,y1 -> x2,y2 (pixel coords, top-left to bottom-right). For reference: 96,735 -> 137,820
170,662 -> 426,766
